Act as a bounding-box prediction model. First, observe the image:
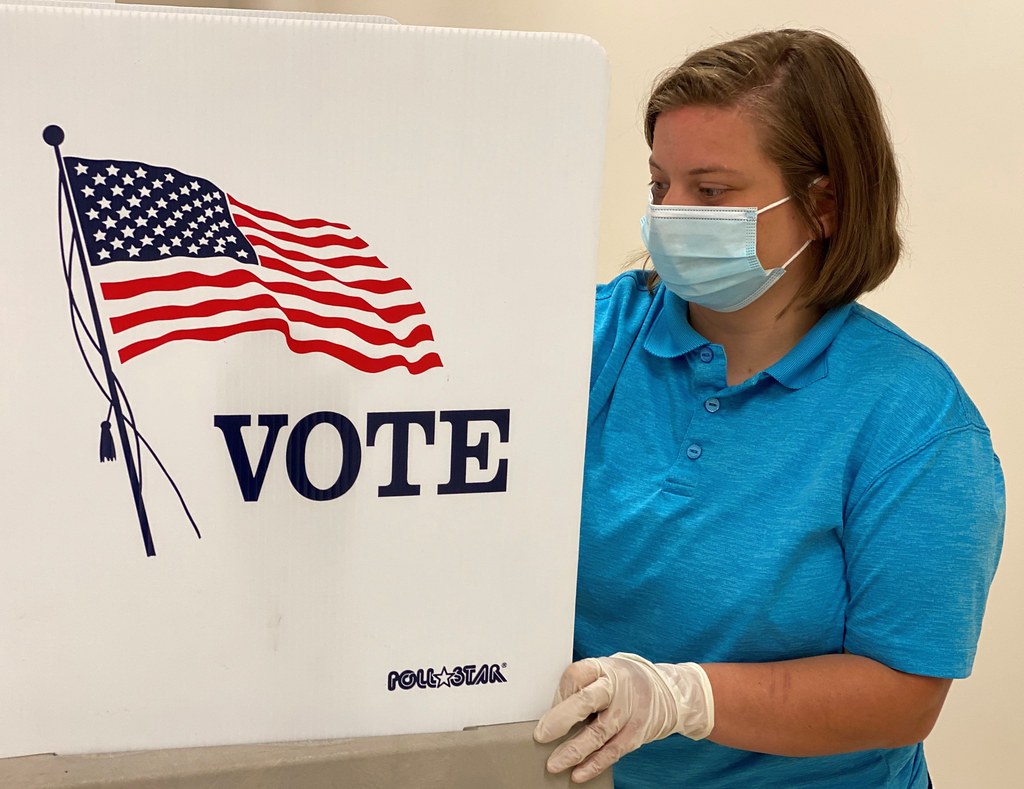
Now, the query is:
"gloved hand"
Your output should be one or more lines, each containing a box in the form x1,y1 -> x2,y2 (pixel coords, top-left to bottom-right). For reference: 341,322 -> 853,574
533,652 -> 714,783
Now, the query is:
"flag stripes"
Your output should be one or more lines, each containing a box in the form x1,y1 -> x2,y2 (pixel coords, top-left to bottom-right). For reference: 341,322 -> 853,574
63,156 -> 442,373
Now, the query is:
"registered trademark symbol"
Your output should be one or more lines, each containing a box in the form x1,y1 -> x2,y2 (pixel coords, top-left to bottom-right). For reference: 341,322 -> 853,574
502,662 -> 507,668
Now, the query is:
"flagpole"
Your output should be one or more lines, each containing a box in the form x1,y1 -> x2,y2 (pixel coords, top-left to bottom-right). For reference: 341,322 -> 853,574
44,125 -> 155,557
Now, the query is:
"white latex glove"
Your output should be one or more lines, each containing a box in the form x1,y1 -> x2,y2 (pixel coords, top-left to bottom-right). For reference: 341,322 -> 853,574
533,652 -> 714,783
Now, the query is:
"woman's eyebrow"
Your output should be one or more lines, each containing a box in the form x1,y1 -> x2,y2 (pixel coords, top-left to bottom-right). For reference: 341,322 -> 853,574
688,166 -> 742,176
648,158 -> 742,177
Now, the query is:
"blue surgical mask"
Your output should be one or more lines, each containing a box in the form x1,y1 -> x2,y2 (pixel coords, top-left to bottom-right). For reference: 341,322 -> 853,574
640,193 -> 812,312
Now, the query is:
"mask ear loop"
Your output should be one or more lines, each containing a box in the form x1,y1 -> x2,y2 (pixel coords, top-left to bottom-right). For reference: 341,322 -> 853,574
779,239 -> 812,270
762,175 -> 826,269
755,194 -> 793,215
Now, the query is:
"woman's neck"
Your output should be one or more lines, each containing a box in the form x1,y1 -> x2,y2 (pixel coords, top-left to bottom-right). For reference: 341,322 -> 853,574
688,299 -> 823,386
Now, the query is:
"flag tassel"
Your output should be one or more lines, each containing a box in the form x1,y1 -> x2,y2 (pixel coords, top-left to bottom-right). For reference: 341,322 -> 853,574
99,420 -> 116,462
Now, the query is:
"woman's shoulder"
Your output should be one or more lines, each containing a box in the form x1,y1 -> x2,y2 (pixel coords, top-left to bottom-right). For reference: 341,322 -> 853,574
834,303 -> 988,431
596,269 -> 652,305
589,270 -> 662,393
594,270 -> 659,338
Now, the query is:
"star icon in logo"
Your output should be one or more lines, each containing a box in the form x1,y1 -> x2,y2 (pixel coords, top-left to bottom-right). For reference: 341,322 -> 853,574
434,666 -> 453,688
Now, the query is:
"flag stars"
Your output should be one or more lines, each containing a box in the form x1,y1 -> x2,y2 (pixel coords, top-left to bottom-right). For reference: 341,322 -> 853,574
68,160 -> 261,268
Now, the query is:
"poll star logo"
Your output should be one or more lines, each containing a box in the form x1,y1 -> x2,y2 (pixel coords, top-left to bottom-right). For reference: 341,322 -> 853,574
43,125 -> 459,557
387,662 -> 508,691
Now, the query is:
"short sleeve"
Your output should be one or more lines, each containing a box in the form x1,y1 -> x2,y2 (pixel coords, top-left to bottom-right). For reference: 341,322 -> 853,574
842,425 -> 1005,677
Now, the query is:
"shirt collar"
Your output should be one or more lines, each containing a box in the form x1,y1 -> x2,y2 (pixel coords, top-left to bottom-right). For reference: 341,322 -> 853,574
643,290 -> 853,390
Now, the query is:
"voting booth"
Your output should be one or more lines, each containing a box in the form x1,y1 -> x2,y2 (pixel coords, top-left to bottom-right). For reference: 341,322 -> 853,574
0,1 -> 609,784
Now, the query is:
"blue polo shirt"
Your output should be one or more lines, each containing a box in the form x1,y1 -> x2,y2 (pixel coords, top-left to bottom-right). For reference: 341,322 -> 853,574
575,271 -> 1004,789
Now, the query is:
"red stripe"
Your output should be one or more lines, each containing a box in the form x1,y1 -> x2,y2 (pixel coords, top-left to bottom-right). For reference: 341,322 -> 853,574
226,194 -> 351,231
117,318 -> 443,374
244,232 -> 381,266
233,214 -> 367,250
259,255 -> 411,293
100,269 -> 425,323
109,294 -> 435,347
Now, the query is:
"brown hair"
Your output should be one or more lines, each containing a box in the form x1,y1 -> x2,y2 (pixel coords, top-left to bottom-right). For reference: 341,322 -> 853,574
644,29 -> 901,310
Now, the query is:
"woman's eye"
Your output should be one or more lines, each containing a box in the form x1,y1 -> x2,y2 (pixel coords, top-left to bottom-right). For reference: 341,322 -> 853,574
698,185 -> 726,199
649,180 -> 668,199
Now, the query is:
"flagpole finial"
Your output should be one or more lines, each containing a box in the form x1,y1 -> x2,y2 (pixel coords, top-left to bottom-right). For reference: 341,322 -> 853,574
42,125 -> 65,147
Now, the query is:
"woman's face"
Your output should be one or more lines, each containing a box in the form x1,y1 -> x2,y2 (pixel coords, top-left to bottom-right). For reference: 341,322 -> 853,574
648,104 -> 814,281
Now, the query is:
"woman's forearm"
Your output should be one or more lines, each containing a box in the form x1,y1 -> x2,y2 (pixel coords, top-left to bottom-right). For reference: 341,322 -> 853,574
702,653 -> 951,756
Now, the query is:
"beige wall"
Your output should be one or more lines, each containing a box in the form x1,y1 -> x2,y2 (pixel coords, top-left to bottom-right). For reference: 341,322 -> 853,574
151,0 -> 1023,784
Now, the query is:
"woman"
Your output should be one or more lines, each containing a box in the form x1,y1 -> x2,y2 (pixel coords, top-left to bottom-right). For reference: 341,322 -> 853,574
534,29 -> 1004,788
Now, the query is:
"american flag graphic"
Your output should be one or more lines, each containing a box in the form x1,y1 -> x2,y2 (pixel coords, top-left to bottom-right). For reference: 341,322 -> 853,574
63,157 -> 443,374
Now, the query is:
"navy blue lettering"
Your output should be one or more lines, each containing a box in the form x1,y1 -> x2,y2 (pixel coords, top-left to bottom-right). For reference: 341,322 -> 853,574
214,414 -> 288,502
366,411 -> 435,497
285,411 -> 361,501
437,410 -> 510,495
398,670 -> 417,690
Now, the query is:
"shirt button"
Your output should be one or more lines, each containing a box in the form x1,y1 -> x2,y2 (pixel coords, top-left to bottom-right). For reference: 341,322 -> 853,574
699,348 -> 714,363
704,398 -> 720,413
686,444 -> 702,460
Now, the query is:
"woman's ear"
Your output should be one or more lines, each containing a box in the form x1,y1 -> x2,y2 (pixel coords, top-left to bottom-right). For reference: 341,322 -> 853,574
812,176 -> 837,239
